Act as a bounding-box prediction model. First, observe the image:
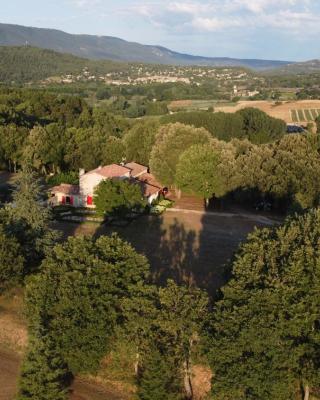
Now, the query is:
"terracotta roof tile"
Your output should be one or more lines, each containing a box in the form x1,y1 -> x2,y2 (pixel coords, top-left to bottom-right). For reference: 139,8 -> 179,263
136,173 -> 163,189
88,164 -> 131,179
125,162 -> 148,178
51,184 -> 79,195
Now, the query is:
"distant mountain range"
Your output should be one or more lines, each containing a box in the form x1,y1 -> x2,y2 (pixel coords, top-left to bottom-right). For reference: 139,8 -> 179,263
266,59 -> 320,75
0,23 -> 293,70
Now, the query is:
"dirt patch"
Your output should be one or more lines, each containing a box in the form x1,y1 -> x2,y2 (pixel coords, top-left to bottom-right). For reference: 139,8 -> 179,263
0,347 -> 131,400
0,348 -> 21,400
170,99 -> 193,109
0,289 -> 27,352
192,364 -> 212,400
54,207 -> 271,295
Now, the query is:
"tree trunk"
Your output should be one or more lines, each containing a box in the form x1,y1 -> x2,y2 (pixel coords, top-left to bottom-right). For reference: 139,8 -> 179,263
303,384 -> 310,400
204,198 -> 209,209
175,187 -> 181,199
134,352 -> 139,376
183,359 -> 193,400
13,161 -> 17,173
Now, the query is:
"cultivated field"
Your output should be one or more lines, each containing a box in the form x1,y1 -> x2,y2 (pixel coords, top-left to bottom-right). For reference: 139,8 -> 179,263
169,100 -> 320,124
291,108 -> 320,123
214,100 -> 320,124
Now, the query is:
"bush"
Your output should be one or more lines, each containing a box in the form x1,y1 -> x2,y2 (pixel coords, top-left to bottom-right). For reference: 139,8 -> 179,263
158,199 -> 174,208
47,171 -> 79,186
150,205 -> 166,215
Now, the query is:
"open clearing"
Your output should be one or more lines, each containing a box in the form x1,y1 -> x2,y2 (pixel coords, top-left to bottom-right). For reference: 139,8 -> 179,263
179,99 -> 320,124
55,206 -> 275,294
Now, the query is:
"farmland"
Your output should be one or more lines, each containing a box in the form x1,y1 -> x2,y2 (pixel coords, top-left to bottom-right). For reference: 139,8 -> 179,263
291,108 -> 320,123
170,99 -> 320,124
169,100 -> 237,112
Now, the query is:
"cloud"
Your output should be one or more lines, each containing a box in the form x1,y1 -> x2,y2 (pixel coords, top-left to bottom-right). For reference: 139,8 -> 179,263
70,0 -> 101,8
125,0 -> 319,35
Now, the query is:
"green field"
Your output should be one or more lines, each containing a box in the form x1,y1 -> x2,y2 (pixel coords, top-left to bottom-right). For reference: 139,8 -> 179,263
170,100 -> 236,111
291,109 -> 320,123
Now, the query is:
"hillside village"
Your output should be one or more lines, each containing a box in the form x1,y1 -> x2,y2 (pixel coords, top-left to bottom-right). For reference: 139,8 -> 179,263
45,64 -> 264,91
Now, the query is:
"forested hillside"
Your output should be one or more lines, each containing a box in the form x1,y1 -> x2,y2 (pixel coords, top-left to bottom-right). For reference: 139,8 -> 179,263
0,46 -> 128,83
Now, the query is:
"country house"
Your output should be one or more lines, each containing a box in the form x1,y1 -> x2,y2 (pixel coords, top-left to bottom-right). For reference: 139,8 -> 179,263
50,162 -> 164,207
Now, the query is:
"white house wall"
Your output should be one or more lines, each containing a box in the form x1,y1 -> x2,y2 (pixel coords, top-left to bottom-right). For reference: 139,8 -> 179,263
79,171 -> 132,207
80,172 -> 105,197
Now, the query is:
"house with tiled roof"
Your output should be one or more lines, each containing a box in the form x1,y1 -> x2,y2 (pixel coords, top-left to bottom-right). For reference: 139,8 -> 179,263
49,162 -> 163,207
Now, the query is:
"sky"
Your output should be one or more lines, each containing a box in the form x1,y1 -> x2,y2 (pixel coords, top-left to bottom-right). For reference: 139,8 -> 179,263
2,0 -> 320,61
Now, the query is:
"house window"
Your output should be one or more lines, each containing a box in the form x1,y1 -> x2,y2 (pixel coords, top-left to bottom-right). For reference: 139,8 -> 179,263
87,196 -> 93,206
66,196 -> 71,205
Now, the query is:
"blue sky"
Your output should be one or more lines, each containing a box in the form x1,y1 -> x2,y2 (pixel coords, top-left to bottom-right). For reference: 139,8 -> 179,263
2,0 -> 320,61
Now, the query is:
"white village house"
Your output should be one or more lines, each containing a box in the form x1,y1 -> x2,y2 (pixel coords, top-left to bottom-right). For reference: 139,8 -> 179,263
50,162 -> 165,207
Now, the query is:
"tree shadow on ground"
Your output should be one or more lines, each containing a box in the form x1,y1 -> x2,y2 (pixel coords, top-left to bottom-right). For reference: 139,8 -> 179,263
55,205 -> 268,298
92,211 -> 255,297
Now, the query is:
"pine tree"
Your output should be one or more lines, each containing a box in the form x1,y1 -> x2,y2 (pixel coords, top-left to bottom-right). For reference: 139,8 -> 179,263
138,349 -> 181,400
18,335 -> 69,400
3,168 -> 59,272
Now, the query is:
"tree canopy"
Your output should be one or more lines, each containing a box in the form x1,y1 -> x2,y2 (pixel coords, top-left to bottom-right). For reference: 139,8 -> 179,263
150,123 -> 211,186
94,179 -> 146,218
207,209 -> 320,400
175,144 -> 225,204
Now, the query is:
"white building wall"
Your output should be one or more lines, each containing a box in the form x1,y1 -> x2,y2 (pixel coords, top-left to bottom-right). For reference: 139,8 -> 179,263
80,173 -> 105,197
79,171 -> 131,207
148,192 -> 159,204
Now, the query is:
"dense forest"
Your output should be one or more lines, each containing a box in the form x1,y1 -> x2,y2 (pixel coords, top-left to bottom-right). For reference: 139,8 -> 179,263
1,86 -> 320,399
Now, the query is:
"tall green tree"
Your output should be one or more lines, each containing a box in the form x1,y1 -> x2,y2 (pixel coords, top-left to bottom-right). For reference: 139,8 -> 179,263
18,335 -> 69,400
25,234 -> 150,374
0,226 -> 24,292
150,123 -> 211,187
94,179 -> 146,218
3,169 -> 59,271
138,348 -> 181,400
102,135 -> 126,165
207,209 -> 320,400
156,281 -> 209,399
175,144 -> 225,206
0,124 -> 28,172
124,120 -> 159,166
